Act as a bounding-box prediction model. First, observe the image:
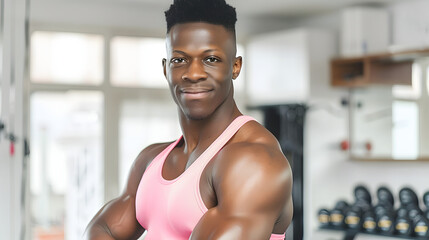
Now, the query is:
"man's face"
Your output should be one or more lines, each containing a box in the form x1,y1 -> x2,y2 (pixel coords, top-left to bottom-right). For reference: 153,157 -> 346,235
163,22 -> 242,120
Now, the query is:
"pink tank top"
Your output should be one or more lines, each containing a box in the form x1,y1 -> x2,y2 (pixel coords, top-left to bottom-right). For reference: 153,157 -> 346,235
135,116 -> 286,240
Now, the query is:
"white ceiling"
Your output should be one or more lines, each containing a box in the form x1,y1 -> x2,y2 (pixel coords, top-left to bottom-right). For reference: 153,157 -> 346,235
113,0 -> 404,17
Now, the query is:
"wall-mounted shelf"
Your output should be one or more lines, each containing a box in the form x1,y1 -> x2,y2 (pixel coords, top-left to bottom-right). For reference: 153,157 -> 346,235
331,48 -> 429,87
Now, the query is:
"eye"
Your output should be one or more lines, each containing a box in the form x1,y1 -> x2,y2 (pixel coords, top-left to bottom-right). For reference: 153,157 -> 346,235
171,58 -> 186,64
205,57 -> 220,63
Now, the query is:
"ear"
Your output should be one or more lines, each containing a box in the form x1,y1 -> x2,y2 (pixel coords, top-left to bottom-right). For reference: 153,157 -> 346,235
162,58 -> 167,79
232,56 -> 242,80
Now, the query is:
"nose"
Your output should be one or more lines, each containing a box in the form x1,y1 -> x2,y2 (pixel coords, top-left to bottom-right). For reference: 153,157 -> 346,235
182,59 -> 207,82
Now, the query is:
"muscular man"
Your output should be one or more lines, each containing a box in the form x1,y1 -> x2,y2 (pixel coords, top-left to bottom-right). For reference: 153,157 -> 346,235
84,0 -> 293,239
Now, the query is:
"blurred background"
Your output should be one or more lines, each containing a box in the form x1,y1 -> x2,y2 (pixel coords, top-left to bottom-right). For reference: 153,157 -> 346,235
1,0 -> 429,239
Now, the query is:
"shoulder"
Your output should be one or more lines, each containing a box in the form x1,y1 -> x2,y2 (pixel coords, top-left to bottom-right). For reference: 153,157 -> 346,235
132,141 -> 174,173
123,140 -> 175,195
219,119 -> 289,172
212,120 -> 292,199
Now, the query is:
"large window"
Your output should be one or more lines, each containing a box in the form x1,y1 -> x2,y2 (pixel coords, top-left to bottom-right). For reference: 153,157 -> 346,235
111,37 -> 167,88
30,91 -> 103,240
391,60 -> 429,160
30,32 -> 104,85
392,100 -> 418,159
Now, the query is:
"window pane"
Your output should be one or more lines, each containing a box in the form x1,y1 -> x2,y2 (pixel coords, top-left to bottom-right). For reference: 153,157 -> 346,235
30,91 -> 103,240
119,97 -> 180,190
392,101 -> 418,159
30,32 -> 104,84
111,37 -> 167,88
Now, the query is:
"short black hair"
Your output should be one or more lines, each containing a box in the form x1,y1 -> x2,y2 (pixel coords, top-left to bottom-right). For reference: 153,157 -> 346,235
164,0 -> 237,34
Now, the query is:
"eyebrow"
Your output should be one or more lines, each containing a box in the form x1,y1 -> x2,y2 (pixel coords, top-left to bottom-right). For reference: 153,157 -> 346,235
172,49 -> 221,55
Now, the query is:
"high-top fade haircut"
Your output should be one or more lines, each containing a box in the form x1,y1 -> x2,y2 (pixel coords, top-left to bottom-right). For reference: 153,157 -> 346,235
164,0 -> 237,34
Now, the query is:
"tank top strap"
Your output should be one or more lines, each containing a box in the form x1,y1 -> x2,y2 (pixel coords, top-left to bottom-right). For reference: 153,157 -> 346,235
196,115 -> 256,167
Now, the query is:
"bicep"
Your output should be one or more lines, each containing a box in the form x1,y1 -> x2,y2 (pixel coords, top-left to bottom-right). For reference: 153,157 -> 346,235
191,207 -> 275,240
85,144 -> 164,239
191,144 -> 293,240
85,195 -> 144,240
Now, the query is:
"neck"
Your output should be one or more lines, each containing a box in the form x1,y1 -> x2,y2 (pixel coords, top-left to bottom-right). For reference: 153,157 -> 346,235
178,97 -> 242,154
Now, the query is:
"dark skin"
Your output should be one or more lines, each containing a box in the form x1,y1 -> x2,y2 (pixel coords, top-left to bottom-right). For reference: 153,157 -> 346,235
84,22 -> 293,240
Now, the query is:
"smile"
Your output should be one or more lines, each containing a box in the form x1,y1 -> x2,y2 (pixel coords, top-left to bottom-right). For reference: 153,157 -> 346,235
180,88 -> 213,99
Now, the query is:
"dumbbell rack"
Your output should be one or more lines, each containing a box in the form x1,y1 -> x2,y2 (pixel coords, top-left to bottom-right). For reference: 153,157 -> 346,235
320,226 -> 429,240
318,187 -> 429,240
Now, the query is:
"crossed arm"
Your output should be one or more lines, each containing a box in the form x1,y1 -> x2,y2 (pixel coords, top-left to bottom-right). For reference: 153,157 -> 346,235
83,144 -> 166,240
84,142 -> 293,240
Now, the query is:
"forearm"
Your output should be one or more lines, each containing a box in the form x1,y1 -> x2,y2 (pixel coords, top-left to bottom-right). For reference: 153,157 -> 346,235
191,209 -> 273,240
83,196 -> 143,240
83,221 -> 115,240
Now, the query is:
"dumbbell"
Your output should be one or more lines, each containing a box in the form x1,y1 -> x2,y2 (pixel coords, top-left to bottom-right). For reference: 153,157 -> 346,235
317,208 -> 330,228
345,185 -> 372,230
395,187 -> 422,236
377,186 -> 394,207
374,186 -> 395,217
372,186 -> 395,234
399,187 -> 419,207
355,185 -> 372,204
395,207 -> 413,236
377,209 -> 396,235
362,211 -> 377,233
330,200 -> 350,229
411,191 -> 429,238
413,214 -> 429,238
424,191 -> 429,220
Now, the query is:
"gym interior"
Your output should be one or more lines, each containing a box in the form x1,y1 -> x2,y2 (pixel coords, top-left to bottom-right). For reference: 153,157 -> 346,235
1,0 -> 429,239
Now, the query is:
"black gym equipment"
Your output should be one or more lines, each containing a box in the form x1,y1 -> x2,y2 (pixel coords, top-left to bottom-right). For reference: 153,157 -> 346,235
318,208 -> 330,228
399,187 -> 419,207
377,186 -> 394,207
330,200 -> 350,229
413,214 -> 429,238
423,192 -> 429,208
318,186 -> 429,240
362,211 -> 377,233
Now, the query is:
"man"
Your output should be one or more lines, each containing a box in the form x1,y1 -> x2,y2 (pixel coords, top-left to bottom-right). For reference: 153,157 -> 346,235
84,0 -> 293,239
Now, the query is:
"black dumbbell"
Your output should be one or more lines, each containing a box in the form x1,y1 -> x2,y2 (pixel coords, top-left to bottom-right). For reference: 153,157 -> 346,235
423,191 -> 429,208
377,186 -> 394,207
407,205 -> 423,220
345,205 -> 364,230
396,206 -> 408,219
377,211 -> 396,235
330,200 -> 350,229
362,211 -> 377,233
413,214 -> 429,238
375,202 -> 394,218
399,187 -> 419,207
344,186 -> 373,230
395,214 -> 413,236
318,208 -> 330,228
423,191 -> 429,219
355,185 -> 372,205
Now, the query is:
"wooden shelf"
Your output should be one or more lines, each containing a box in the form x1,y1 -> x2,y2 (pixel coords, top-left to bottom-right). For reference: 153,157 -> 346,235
331,48 -> 429,87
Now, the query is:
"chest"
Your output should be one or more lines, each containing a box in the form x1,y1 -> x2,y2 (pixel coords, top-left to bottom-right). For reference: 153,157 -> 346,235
135,146 -> 218,236
162,148 -> 217,208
